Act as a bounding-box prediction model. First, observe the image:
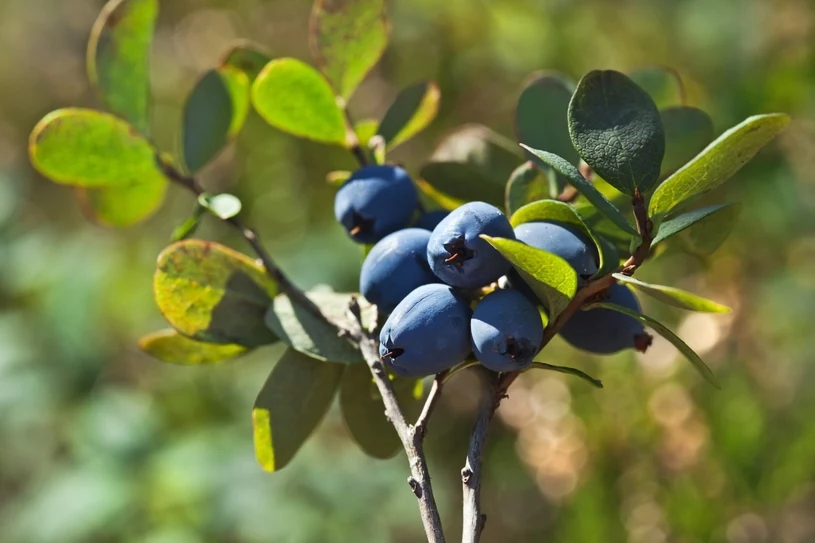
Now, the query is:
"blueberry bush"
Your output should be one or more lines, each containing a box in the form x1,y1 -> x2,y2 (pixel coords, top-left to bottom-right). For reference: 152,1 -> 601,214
27,0 -> 790,541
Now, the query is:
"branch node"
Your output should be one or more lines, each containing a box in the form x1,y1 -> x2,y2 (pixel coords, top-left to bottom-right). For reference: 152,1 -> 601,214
461,467 -> 473,484
407,476 -> 422,498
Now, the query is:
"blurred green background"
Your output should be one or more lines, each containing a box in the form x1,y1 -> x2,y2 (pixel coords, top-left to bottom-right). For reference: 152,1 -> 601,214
2,0 -> 815,541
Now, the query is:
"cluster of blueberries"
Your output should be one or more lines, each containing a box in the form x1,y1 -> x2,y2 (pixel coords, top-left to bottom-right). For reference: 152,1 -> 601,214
334,164 -> 650,377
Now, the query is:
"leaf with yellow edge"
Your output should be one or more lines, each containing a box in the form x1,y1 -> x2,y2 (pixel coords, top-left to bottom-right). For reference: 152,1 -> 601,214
138,329 -> 249,365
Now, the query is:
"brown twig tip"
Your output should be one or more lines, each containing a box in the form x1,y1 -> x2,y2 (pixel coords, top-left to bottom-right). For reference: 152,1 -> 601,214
408,477 -> 422,498
634,332 -> 654,353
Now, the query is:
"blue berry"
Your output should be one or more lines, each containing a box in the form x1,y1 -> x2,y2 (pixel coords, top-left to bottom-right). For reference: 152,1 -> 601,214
471,289 -> 543,372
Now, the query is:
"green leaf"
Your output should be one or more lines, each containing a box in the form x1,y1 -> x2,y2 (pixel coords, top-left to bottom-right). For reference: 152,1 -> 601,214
326,170 -> 352,186
505,162 -> 549,216
76,175 -> 167,227
628,66 -> 685,109
378,80 -> 441,149
169,213 -> 202,242
660,106 -> 715,179
651,203 -> 735,246
183,67 -> 250,173
612,273 -> 730,313
481,235 -> 577,319
138,329 -> 248,365
354,119 -> 379,147
198,193 -> 242,220
87,0 -> 157,134
221,42 -> 273,81
253,349 -> 344,472
265,291 -> 372,364
568,70 -> 665,195
252,58 -> 348,146
526,362 -> 603,388
588,302 -> 721,388
310,0 -> 389,100
520,146 -> 639,237
680,203 -> 741,256
649,114 -> 791,220
515,71 -> 578,165
154,239 -> 278,347
29,108 -> 167,189
419,162 -> 504,209
340,364 -> 424,458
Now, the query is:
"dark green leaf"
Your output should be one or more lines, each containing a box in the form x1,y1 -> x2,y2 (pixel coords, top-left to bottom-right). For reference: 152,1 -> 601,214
481,235 -> 578,319
612,273 -> 730,313
87,0 -> 157,134
649,114 -> 791,220
378,81 -> 440,149
526,362 -> 603,388
660,106 -> 715,179
154,239 -> 278,347
628,66 -> 685,109
520,146 -> 639,237
310,0 -> 389,100
680,203 -> 741,257
138,329 -> 248,365
29,108 -> 167,189
252,58 -> 348,145
505,162 -> 550,216
198,193 -> 242,220
589,302 -> 721,388
221,42 -> 273,81
651,203 -> 735,246
253,349 -> 344,472
568,70 -> 665,195
515,71 -> 578,164
419,162 -> 505,209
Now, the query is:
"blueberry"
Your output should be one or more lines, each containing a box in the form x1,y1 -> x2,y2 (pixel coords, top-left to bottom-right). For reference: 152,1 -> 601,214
471,289 -> 543,372
360,228 -> 439,314
379,284 -> 472,377
415,210 -> 449,231
559,283 -> 652,354
334,165 -> 418,243
427,202 -> 515,288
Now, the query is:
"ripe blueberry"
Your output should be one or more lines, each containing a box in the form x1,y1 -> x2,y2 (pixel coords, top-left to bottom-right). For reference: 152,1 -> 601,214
471,289 -> 543,372
379,284 -> 472,377
415,210 -> 449,231
559,283 -> 652,354
334,165 -> 418,243
360,228 -> 439,314
427,201 -> 515,289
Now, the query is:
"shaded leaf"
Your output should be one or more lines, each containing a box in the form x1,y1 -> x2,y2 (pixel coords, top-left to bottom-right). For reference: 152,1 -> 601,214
221,42 -> 273,81
481,235 -> 578,319
651,203 -> 735,246
526,362 -> 603,388
265,291 -> 373,364
589,302 -> 720,388
154,239 -> 278,347
30,108 -> 167,189
515,71 -> 578,164
87,0 -> 157,134
628,66 -> 685,109
252,58 -> 347,145
612,273 -> 730,313
521,146 -> 638,237
198,193 -> 242,220
649,114 -> 791,220
660,106 -> 715,179
138,329 -> 248,365
419,162 -> 504,209
253,349 -> 344,472
378,80 -> 440,149
568,70 -> 665,195
75,175 -> 166,227
183,67 -> 250,173
310,0 -> 389,100
505,161 -> 550,216
681,203 -> 741,257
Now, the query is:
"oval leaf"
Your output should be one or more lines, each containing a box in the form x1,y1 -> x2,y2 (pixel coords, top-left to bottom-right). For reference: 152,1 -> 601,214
520,146 -> 639,237
649,114 -> 791,220
30,108 -> 166,189
138,329 -> 248,365
505,161 -> 550,216
651,203 -> 735,246
265,291 -> 372,364
221,42 -> 273,82
378,80 -> 441,149
660,106 -> 715,179
76,177 -> 167,227
568,70 -> 665,195
515,71 -> 578,164
612,273 -> 730,313
87,0 -> 157,134
252,58 -> 347,145
419,162 -> 505,209
481,235 -> 577,319
680,203 -> 741,257
588,301 -> 721,389
310,0 -> 389,100
354,119 -> 379,148
154,240 -> 279,347
628,66 -> 685,109
198,193 -> 242,220
253,349 -> 344,472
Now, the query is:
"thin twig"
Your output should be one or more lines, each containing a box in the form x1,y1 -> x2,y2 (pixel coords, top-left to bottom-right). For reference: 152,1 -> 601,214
415,371 -> 448,438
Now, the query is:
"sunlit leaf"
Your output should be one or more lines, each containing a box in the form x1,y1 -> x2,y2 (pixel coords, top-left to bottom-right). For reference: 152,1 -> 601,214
651,203 -> 735,246
515,71 -> 578,164
354,118 -> 379,147
75,176 -> 166,227
378,80 -> 440,149
660,106 -> 715,179
198,193 -> 242,220
138,329 -> 249,365
253,349 -> 344,472
154,239 -> 278,347
612,273 -> 730,313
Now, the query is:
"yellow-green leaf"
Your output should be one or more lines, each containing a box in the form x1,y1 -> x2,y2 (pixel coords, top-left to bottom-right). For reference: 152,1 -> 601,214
221,42 -> 273,82
76,177 -> 166,227
612,273 -> 730,313
378,80 -> 440,149
253,349 -> 344,472
138,329 -> 248,365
